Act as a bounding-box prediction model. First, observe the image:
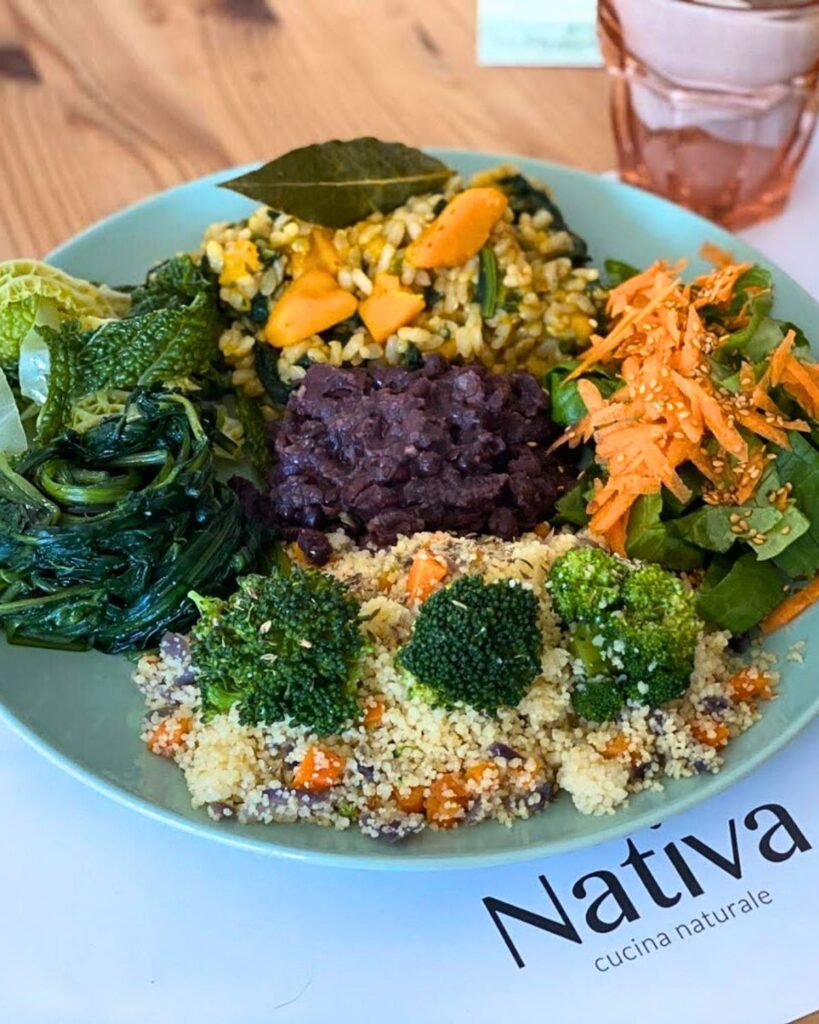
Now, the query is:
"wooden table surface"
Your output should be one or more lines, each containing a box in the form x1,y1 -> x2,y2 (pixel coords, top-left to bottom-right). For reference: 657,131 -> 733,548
0,1 -> 814,1020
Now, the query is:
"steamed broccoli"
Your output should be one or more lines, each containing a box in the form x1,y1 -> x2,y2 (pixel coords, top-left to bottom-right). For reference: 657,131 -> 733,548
566,622 -> 625,723
190,568 -> 365,735
571,676 -> 626,723
548,547 -> 702,721
609,564 -> 701,707
547,545 -> 628,624
397,575 -> 541,714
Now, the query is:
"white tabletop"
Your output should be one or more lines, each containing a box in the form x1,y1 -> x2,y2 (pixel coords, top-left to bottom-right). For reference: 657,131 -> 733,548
2,140 -> 818,1024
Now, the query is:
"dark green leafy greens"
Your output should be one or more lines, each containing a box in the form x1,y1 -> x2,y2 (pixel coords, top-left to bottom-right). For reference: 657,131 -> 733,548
33,257 -> 224,442
497,173 -> 589,266
221,138 -> 454,229
0,390 -> 263,653
477,247 -> 499,319
546,360 -> 621,428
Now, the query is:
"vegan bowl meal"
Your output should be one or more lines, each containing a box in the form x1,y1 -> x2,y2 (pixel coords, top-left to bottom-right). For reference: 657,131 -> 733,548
1,138 -> 817,844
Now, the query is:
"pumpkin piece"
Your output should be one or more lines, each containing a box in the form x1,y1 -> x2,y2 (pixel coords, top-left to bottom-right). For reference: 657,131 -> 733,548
425,772 -> 469,828
394,785 -> 426,814
359,272 -> 425,343
728,668 -> 773,702
691,720 -> 730,749
146,715 -> 192,758
405,187 -> 508,268
264,270 -> 357,348
219,238 -> 261,285
290,228 -> 340,277
405,548 -> 448,604
465,761 -> 499,790
602,734 -> 630,759
362,697 -> 385,728
292,745 -> 346,791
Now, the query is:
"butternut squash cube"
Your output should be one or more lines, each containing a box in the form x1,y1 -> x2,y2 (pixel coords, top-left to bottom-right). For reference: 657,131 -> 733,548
290,228 -> 340,278
219,238 -> 262,285
264,270 -> 357,348
359,272 -> 425,343
405,187 -> 508,269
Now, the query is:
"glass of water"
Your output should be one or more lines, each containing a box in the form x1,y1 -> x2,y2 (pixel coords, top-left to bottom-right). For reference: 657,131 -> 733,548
598,0 -> 819,227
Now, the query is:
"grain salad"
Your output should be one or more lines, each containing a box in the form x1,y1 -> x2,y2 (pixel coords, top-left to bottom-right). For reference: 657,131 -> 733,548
199,165 -> 604,399
133,530 -> 774,838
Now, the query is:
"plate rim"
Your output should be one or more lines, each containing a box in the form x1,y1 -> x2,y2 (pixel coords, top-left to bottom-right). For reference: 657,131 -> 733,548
1,148 -> 816,870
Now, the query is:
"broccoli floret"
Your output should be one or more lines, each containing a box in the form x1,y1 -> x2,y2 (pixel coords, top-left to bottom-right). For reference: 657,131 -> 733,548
606,564 -> 701,707
571,676 -> 625,723
397,575 -> 541,714
547,546 -> 628,624
190,568 -> 365,735
549,550 -> 702,713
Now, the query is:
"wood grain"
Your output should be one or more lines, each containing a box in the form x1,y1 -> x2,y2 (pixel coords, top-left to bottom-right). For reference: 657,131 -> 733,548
0,3 -> 815,1021
0,0 -> 612,259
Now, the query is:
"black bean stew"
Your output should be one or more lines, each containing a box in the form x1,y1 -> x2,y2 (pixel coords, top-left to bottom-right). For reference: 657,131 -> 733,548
244,356 -> 577,562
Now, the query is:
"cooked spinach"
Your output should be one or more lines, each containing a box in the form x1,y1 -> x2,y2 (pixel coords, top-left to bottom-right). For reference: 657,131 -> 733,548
497,173 -> 589,266
546,360 -> 621,427
477,247 -> 499,319
0,389 -> 264,653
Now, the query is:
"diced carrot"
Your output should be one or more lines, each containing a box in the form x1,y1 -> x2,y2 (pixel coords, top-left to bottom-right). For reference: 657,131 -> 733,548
425,772 -> 469,828
760,575 -> 819,633
691,720 -> 730,748
362,698 -> 385,728
146,715 -> 191,757
292,746 -> 346,791
406,549 -> 449,603
533,522 -> 552,539
465,761 -> 499,789
602,734 -> 630,759
394,785 -> 426,814
729,669 -> 774,702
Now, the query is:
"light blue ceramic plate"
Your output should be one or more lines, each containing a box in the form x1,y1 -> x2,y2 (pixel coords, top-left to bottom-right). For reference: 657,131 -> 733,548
1,150 -> 817,870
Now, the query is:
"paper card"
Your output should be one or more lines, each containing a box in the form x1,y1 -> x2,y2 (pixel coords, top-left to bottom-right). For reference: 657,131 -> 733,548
477,0 -> 603,68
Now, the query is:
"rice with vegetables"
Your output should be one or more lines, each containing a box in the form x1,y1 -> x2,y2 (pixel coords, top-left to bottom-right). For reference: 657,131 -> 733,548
202,165 -> 603,397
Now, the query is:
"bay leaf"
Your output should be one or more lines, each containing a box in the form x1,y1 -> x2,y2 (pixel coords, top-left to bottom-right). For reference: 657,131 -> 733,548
220,137 -> 454,228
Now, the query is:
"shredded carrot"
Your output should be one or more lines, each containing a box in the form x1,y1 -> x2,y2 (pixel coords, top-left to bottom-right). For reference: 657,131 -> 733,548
603,510 -> 629,557
700,241 -> 735,268
406,549 -> 448,604
551,258 -> 818,531
292,746 -> 346,791
782,356 -> 819,420
769,329 -> 795,386
761,576 -> 819,633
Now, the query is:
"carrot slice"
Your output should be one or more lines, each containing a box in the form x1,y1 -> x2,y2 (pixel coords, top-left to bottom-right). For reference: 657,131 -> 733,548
760,576 -> 819,634
362,698 -> 385,728
769,329 -> 796,387
691,720 -> 730,748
